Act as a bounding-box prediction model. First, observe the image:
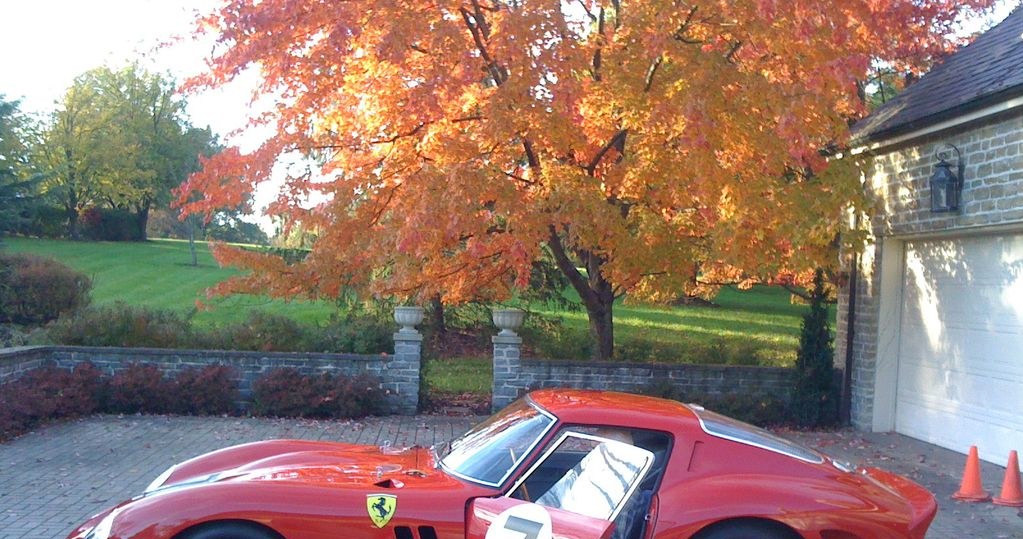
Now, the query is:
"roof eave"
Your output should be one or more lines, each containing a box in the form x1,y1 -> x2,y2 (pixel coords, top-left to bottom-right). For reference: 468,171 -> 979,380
850,84 -> 1023,154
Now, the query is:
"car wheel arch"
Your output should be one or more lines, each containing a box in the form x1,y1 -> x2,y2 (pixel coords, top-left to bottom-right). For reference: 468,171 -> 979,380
174,519 -> 286,539
690,517 -> 803,539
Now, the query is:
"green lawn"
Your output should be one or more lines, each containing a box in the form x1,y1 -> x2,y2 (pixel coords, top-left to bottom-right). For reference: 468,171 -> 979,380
3,237 -> 335,327
4,237 -> 832,391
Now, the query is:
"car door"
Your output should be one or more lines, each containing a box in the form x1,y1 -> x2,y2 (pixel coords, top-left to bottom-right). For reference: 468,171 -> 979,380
468,433 -> 655,539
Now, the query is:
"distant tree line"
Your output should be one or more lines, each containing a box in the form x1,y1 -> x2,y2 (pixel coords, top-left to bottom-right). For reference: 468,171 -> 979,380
0,64 -> 266,245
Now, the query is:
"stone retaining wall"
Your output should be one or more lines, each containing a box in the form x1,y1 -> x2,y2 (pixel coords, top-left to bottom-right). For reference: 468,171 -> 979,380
492,335 -> 794,411
0,339 -> 421,414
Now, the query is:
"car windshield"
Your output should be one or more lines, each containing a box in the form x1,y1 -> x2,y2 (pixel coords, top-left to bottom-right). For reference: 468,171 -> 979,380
440,398 -> 556,487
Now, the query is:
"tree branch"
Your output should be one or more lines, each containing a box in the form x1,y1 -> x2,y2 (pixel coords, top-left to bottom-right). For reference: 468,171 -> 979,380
673,6 -> 701,44
547,226 -> 597,307
644,56 -> 663,92
502,170 -> 535,185
460,7 -> 505,84
575,0 -> 597,22
585,129 -> 628,174
592,7 -> 605,82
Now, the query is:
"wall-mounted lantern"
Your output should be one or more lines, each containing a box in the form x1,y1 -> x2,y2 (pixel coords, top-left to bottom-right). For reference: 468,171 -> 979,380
930,143 -> 964,213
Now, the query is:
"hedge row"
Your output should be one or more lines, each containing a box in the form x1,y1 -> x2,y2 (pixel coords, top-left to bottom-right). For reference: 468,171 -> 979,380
42,303 -> 394,354
0,364 -> 386,442
641,379 -> 790,427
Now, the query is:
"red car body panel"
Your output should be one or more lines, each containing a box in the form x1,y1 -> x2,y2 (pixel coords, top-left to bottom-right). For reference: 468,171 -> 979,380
67,389 -> 936,539
467,496 -> 615,539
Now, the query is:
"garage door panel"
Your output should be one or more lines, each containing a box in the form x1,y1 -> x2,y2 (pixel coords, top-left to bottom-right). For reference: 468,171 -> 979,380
898,325 -> 1023,375
896,233 -> 1023,467
896,360 -> 1023,413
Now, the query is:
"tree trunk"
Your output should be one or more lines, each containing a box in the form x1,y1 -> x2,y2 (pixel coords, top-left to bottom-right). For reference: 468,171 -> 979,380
188,216 -> 198,267
428,294 -> 446,337
585,287 -> 614,361
66,207 -> 80,240
547,228 -> 616,360
135,199 -> 151,241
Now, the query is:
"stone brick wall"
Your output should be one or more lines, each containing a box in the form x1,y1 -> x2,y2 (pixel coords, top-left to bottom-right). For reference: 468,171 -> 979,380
0,342 -> 421,414
492,337 -> 794,412
865,113 -> 1023,238
836,110 -> 1023,430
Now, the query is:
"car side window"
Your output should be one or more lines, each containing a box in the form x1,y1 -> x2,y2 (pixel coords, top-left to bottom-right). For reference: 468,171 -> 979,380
508,431 -> 654,521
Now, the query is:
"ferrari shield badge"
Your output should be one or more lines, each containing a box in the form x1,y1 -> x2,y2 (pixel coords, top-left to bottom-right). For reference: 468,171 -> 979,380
367,494 -> 397,527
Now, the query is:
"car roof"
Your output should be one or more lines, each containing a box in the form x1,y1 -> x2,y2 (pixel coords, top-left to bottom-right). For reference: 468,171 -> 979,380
527,388 -> 700,432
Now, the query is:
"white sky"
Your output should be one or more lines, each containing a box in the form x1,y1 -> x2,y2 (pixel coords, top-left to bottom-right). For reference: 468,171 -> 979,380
0,0 -> 253,137
0,0 -> 1018,231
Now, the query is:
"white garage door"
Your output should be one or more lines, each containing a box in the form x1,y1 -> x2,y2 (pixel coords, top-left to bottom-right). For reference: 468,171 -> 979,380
896,233 -> 1023,466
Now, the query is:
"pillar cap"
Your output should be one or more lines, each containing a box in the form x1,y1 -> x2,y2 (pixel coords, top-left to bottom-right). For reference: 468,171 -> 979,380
393,331 -> 424,343
492,335 -> 522,345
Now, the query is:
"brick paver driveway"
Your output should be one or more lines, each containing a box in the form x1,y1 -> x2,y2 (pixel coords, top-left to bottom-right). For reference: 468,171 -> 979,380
1,415 -> 1020,538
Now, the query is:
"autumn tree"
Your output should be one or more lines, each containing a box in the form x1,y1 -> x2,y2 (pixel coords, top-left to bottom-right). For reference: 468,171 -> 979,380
179,0 -> 994,359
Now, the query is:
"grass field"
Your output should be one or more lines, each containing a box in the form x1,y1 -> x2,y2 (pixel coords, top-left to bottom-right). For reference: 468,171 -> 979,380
4,237 -> 833,392
3,237 -> 335,327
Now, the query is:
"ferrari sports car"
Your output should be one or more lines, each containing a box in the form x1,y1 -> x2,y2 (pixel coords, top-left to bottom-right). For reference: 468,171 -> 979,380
67,389 -> 936,539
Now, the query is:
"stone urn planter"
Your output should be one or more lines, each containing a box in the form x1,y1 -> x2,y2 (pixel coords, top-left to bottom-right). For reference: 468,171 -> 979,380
492,308 -> 525,337
394,306 -> 425,334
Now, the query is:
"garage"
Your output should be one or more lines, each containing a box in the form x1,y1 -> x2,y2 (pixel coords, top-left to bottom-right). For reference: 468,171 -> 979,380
895,233 -> 1023,464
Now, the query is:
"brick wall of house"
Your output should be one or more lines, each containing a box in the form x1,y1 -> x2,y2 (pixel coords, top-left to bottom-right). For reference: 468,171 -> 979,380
836,110 -> 1023,429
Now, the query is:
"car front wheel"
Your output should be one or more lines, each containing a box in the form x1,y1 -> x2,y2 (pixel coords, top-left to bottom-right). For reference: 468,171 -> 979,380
177,520 -> 284,539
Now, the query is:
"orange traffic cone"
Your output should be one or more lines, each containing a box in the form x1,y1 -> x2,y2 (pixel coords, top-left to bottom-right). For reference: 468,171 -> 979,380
952,445 -> 991,502
993,450 -> 1023,507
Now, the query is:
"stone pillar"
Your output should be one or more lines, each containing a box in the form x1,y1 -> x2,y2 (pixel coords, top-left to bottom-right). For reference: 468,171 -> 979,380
491,308 -> 525,412
391,306 -> 424,415
492,334 -> 522,412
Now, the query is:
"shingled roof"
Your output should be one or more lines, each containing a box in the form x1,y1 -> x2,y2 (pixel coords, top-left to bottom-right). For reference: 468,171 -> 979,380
851,7 -> 1023,145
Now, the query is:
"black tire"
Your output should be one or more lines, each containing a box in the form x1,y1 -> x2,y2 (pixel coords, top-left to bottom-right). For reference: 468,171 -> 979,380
694,520 -> 798,539
177,521 -> 284,539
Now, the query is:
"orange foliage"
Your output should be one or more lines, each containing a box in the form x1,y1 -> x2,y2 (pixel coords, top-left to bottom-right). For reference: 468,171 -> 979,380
176,0 -> 994,316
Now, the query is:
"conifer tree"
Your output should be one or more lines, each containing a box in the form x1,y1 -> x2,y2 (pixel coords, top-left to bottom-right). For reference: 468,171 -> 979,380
792,269 -> 838,427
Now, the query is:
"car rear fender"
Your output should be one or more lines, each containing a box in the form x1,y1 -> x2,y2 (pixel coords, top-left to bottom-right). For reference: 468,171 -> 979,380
654,473 -> 924,539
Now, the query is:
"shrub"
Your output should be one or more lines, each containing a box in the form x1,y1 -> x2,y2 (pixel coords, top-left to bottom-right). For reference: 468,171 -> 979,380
642,379 -> 789,427
522,325 -> 593,360
321,373 -> 387,418
19,205 -> 67,239
80,207 -> 142,241
47,303 -> 191,348
311,315 -> 393,354
0,253 -> 91,324
170,365 -> 239,415
790,269 -> 839,428
0,363 -> 107,441
251,368 -> 318,417
107,363 -> 173,414
201,311 -> 310,352
252,368 -> 385,418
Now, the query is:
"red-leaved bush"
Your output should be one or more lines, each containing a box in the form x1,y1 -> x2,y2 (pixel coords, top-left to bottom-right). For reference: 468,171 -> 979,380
0,253 -> 91,324
107,363 -> 173,414
1,362 -> 387,442
252,368 -> 385,419
170,365 -> 238,415
0,362 -> 107,440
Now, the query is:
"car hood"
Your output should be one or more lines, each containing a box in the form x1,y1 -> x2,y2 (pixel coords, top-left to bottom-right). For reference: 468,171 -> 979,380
151,439 -> 473,494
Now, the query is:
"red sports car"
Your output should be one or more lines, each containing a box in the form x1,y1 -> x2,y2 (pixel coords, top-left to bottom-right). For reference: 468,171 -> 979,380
67,389 -> 936,539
